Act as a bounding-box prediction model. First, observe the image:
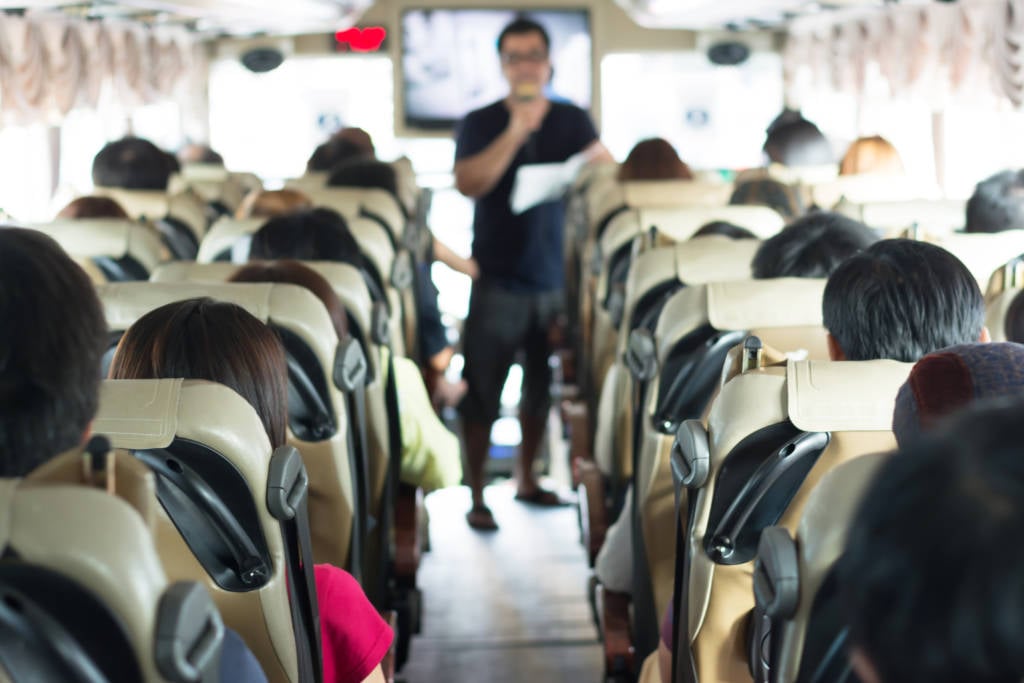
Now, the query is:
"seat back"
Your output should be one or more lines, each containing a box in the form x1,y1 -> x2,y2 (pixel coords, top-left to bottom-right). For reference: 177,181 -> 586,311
94,378 -> 318,683
29,219 -> 166,282
93,187 -> 209,259
175,163 -> 248,213
835,198 -> 965,237
809,174 -> 934,209
621,180 -> 734,210
197,217 -> 264,263
986,286 -> 1023,342
638,206 -> 784,243
303,186 -> 406,247
673,359 -> 909,683
0,478 -> 223,683
928,230 -> 1024,289
753,453 -> 888,683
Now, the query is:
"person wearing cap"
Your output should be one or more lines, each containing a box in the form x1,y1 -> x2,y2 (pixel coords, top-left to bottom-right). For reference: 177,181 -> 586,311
453,17 -> 610,531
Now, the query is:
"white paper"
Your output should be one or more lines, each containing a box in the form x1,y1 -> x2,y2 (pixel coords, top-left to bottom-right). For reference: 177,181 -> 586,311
509,152 -> 588,215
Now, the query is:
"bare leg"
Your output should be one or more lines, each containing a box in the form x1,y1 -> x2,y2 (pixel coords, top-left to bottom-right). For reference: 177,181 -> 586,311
516,410 -> 547,496
463,419 -> 497,529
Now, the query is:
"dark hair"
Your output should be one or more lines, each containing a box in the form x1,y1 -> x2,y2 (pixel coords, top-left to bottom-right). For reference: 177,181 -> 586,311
496,17 -> 550,53
109,298 -> 288,448
729,178 -> 804,220
751,211 -> 876,279
250,208 -> 364,270
0,228 -> 108,474
178,144 -> 224,165
57,196 -> 130,220
965,169 -> 1024,234
327,158 -> 400,202
839,397 -> 1024,683
616,138 -> 693,182
307,138 -> 369,173
823,239 -> 984,362
236,189 -> 313,220
231,260 -> 348,341
691,221 -> 758,240
1005,289 -> 1024,344
330,128 -> 375,156
92,137 -> 174,190
762,117 -> 833,167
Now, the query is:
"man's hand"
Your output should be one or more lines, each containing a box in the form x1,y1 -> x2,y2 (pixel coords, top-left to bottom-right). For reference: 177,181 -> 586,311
507,96 -> 549,140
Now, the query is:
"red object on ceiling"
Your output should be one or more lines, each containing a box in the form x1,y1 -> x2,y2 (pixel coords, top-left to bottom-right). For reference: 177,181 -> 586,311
334,27 -> 387,52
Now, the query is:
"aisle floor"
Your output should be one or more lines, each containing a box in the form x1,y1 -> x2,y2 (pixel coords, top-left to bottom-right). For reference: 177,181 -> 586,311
399,481 -> 602,683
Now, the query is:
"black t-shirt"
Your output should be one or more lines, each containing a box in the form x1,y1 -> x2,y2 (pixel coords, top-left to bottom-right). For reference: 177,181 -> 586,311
455,99 -> 598,292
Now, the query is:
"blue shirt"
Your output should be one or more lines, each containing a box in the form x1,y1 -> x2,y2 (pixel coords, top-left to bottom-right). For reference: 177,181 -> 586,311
455,99 -> 598,292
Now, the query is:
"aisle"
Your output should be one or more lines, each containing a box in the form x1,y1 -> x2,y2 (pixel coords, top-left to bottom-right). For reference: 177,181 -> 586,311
400,481 -> 602,683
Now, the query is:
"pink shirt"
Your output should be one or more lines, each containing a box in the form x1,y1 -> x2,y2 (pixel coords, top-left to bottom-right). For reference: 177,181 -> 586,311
315,564 -> 393,683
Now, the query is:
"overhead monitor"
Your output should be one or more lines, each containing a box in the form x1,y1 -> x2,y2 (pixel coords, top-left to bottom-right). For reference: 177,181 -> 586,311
400,8 -> 592,131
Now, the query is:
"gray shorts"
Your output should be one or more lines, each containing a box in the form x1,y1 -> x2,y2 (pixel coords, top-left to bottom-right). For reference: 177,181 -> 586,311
458,282 -> 565,424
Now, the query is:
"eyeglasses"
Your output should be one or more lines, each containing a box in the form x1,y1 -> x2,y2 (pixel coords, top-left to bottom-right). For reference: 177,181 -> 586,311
501,50 -> 548,66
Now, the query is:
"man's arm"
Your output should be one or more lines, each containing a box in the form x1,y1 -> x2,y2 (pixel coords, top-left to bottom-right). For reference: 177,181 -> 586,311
454,98 -> 548,199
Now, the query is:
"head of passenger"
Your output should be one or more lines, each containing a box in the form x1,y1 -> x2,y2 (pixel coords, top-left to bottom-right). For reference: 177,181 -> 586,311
249,207 -> 364,270
236,189 -> 313,220
307,137 -> 369,174
330,127 -> 375,157
762,116 -> 833,168
57,196 -> 130,220
108,298 -> 287,448
616,138 -> 693,182
729,177 -> 804,220
839,397 -> 1024,683
1004,289 -> 1024,344
230,260 -> 349,341
750,211 -> 876,279
177,143 -> 224,166
965,169 -> 1024,233
691,221 -> 758,241
892,342 -> 1024,448
0,228 -> 107,475
838,135 -> 904,176
92,137 -> 174,191
822,239 -> 987,362
327,158 -> 401,204
497,18 -> 552,99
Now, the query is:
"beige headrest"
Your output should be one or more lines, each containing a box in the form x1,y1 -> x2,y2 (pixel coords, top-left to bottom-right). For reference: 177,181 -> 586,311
587,183 -> 627,233
283,173 -> 329,192
985,287 -> 1021,342
304,187 -> 405,243
599,209 -> 642,257
196,217 -> 264,263
810,174 -> 933,208
624,246 -> 678,312
95,188 -> 207,242
573,161 -> 619,193
389,157 -> 418,215
181,163 -> 231,183
30,219 -> 166,275
777,452 -> 890,683
0,482 -> 169,682
786,360 -> 913,432
348,216 -> 395,284
674,236 -> 761,284
653,286 -> 712,364
639,205 -> 784,241
839,198 -> 965,236
621,179 -> 733,208
930,230 -> 1024,288
707,279 -> 825,330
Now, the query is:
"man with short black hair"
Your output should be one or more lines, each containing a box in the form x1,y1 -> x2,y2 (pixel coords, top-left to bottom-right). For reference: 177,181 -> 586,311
92,136 -> 175,191
751,211 -> 877,279
839,397 -> 1024,683
453,17 -> 610,530
965,169 -> 1024,233
822,239 -> 989,362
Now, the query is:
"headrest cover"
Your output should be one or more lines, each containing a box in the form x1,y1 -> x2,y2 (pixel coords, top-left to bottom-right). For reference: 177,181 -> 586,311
30,219 -> 164,274
92,378 -> 183,450
706,279 -> 825,331
787,359 -> 913,432
674,237 -> 761,285
640,205 -> 784,241
197,217 -> 264,263
934,230 -> 1024,287
622,180 -> 733,208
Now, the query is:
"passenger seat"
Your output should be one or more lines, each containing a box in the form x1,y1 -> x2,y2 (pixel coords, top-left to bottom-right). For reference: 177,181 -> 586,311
28,218 -> 167,282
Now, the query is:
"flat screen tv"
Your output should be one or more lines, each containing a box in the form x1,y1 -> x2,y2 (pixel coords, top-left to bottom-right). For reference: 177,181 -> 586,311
400,8 -> 592,131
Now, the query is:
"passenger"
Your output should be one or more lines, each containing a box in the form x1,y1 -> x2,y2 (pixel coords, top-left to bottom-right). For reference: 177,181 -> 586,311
229,261 -> 462,492
92,136 -> 176,190
729,177 -> 804,220
236,188 -> 314,220
762,113 -> 833,168
453,16 -> 612,530
691,221 -> 758,240
0,228 -> 267,682
751,211 -> 877,278
838,135 -> 904,176
964,169 -> 1024,233
822,239 -> 989,362
891,342 -> 1024,448
330,127 -> 375,157
109,298 -> 393,683
307,137 -> 370,174
616,137 -> 693,181
839,398 -> 1024,683
178,143 -> 225,165
57,195 -> 131,220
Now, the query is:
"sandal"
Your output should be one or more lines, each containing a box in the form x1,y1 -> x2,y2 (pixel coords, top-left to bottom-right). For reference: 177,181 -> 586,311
466,504 -> 499,531
514,487 -> 570,507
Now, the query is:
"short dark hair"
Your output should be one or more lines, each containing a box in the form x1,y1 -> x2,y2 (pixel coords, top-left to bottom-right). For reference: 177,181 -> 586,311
0,228 -> 108,474
496,17 -> 550,53
839,397 -> 1024,683
92,137 -> 174,190
762,117 -> 833,167
306,138 -> 369,173
729,178 -> 804,220
823,239 -> 984,362
327,158 -> 399,201
109,298 -> 289,449
57,196 -> 130,220
965,169 -> 1024,233
249,208 -> 364,270
691,221 -> 758,240
751,211 -> 876,279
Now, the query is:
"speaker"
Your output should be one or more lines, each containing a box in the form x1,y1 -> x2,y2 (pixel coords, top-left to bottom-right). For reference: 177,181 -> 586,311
241,47 -> 284,73
707,41 -> 750,66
